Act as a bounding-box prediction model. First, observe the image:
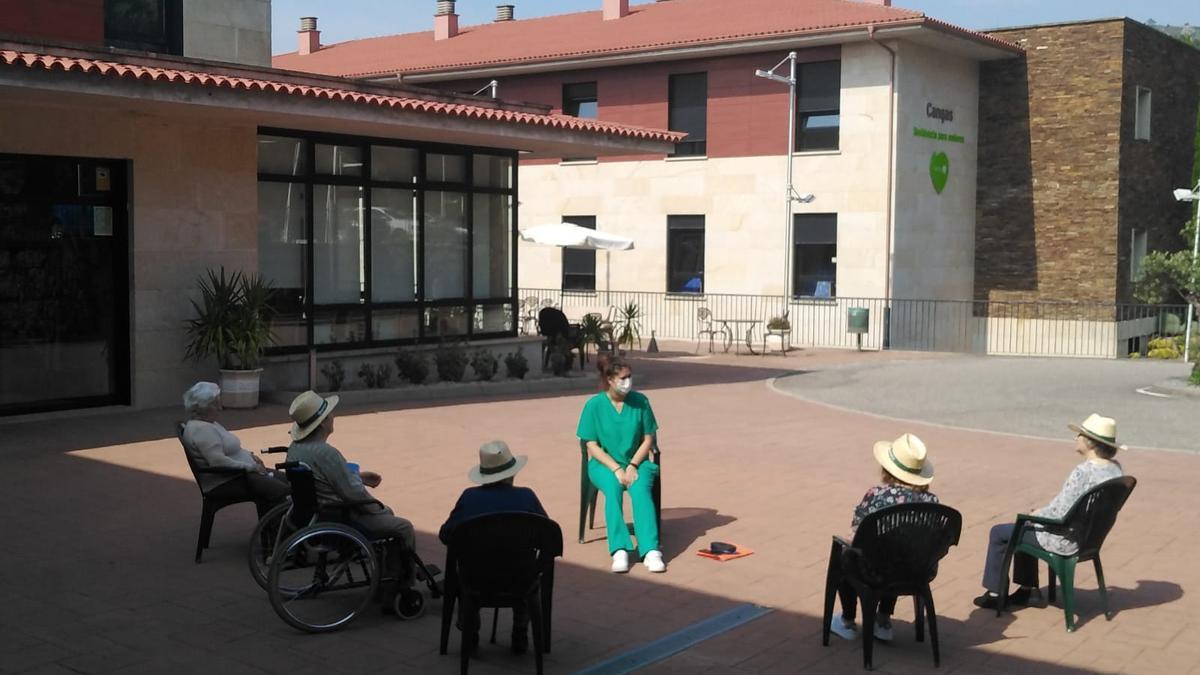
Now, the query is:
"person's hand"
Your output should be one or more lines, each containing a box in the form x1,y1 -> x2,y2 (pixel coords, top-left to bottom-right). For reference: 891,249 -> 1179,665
360,471 -> 382,488
623,465 -> 639,487
252,454 -> 266,467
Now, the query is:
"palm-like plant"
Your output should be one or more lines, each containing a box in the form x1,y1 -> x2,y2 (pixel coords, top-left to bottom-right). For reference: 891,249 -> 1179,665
185,268 -> 276,370
615,302 -> 642,351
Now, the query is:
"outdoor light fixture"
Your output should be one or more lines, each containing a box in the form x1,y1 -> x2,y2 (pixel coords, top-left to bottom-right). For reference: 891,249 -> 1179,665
473,79 -> 499,98
754,51 -> 815,300
1173,181 -> 1200,363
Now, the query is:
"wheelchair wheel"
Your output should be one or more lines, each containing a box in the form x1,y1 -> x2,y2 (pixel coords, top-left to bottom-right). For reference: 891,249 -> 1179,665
248,501 -> 293,591
267,523 -> 379,633
392,589 -> 425,621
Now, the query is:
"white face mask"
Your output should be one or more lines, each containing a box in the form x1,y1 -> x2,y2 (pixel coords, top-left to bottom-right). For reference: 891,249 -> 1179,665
613,377 -> 633,395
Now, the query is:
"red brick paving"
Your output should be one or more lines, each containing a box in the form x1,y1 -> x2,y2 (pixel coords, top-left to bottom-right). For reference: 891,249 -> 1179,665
0,346 -> 1195,674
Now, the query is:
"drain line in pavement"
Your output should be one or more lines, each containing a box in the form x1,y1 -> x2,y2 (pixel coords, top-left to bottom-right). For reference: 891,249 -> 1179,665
572,603 -> 774,675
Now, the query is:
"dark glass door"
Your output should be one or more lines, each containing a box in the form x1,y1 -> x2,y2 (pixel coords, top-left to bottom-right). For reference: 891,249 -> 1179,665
0,154 -> 130,415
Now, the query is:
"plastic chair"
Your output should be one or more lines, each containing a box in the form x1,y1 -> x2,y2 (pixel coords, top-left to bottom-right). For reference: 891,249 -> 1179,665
997,476 -> 1137,632
439,512 -> 563,675
537,306 -> 583,370
695,307 -> 726,353
578,438 -> 662,544
822,503 -> 963,670
177,422 -> 266,563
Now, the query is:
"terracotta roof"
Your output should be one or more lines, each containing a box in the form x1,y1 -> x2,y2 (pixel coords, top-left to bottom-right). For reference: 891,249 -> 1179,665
272,0 -> 1020,78
0,46 -> 685,143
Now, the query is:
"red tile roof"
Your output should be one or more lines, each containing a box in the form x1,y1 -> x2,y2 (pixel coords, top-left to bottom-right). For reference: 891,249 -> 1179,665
0,46 -> 685,144
272,0 -> 1020,78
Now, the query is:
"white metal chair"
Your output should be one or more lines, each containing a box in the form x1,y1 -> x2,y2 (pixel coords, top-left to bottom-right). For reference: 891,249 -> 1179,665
695,307 -> 726,353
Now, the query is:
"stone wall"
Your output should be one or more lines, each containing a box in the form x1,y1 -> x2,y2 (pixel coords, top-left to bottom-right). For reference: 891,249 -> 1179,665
184,0 -> 271,67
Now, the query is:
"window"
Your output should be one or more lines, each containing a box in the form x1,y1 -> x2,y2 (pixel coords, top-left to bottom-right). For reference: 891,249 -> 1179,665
1131,228 -> 1148,277
563,82 -> 598,162
256,132 -> 518,350
1135,87 -> 1152,141
669,73 -> 708,157
667,216 -> 705,293
104,0 -> 183,54
793,214 -> 837,298
795,61 -> 841,152
561,216 -> 596,291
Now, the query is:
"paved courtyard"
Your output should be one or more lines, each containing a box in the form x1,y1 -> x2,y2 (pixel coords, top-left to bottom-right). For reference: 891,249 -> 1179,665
1,347 -> 1198,674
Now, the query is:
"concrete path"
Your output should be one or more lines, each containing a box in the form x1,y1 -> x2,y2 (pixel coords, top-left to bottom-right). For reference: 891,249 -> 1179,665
1,347 -> 1197,674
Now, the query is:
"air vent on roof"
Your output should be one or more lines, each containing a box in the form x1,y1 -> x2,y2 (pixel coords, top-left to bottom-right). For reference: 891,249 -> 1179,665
496,4 -> 514,21
298,16 -> 320,55
603,0 -> 630,21
435,1 -> 459,40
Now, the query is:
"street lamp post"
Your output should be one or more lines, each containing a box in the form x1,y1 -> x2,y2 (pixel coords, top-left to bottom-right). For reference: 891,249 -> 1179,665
756,53 -> 814,306
1174,182 -> 1200,363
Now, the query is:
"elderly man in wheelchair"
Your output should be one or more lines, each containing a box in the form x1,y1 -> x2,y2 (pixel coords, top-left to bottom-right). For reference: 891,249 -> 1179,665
248,391 -> 440,633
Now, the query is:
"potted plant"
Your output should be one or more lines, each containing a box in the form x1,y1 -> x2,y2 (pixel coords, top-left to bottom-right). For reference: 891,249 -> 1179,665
615,302 -> 642,352
184,267 -> 276,408
579,313 -> 612,358
765,314 -> 791,353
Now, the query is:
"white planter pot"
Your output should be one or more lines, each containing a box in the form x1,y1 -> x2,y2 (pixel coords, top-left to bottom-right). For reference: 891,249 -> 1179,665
220,368 -> 263,408
765,331 -> 791,353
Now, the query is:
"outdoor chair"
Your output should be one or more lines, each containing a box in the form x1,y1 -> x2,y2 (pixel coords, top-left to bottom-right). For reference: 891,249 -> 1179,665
822,503 -> 963,670
519,296 -> 541,335
695,307 -> 727,353
537,306 -> 583,370
578,438 -> 662,544
176,422 -> 282,563
440,512 -> 563,675
997,476 -> 1137,632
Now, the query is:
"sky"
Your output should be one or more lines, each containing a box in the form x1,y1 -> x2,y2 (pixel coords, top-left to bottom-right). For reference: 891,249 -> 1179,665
271,0 -> 1198,55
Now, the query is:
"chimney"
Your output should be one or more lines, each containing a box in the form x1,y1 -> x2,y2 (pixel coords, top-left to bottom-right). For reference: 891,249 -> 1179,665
496,4 -> 514,21
435,0 -> 459,40
298,16 -> 320,55
603,0 -> 629,21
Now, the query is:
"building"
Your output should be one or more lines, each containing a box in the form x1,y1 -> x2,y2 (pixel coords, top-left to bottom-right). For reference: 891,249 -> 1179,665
0,0 -> 678,416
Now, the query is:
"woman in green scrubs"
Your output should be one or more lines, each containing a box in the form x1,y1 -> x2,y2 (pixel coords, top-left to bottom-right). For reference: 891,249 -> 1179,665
576,356 -> 664,573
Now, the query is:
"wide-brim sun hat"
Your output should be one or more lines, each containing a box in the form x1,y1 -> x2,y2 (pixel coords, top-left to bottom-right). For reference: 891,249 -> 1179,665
873,432 -> 934,486
1068,413 -> 1127,452
289,390 -> 339,441
468,440 -> 528,485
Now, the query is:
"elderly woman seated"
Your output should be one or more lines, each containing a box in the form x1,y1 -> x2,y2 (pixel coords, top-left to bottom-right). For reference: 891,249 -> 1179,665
180,381 -> 289,516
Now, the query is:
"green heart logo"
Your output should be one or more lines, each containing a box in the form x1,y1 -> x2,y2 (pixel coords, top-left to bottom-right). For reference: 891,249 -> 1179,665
929,152 -> 949,194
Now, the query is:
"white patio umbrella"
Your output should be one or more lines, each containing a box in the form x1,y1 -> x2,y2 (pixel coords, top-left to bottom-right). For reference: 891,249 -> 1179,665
519,222 -> 634,297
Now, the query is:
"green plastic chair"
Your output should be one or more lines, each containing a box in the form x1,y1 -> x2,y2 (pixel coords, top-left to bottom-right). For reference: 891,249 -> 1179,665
997,476 -> 1137,631
578,438 -> 661,544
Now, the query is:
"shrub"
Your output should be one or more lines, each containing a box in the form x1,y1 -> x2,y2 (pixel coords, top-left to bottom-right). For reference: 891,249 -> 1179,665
357,362 -> 392,389
470,349 -> 499,381
767,315 -> 791,331
319,360 -> 346,391
1147,336 -> 1181,360
394,349 -> 430,384
504,351 -> 529,380
435,341 -> 469,382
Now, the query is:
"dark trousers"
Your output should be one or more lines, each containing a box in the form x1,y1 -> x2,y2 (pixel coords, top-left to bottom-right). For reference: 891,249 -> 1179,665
982,523 -> 1042,593
838,584 -> 898,622
461,606 -> 530,637
207,471 -> 290,518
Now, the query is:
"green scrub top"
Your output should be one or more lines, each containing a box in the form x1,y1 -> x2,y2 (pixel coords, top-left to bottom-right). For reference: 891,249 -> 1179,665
576,390 -> 658,466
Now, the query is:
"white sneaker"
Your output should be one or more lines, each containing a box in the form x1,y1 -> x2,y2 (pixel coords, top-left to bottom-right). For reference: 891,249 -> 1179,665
611,550 -> 630,573
643,550 -> 666,573
873,622 -> 894,642
829,615 -> 858,640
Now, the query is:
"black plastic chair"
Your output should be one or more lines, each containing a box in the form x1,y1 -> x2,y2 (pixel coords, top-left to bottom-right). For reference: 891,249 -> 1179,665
537,307 -> 583,370
177,422 -> 270,563
822,503 -> 963,670
997,476 -> 1137,632
440,512 -> 564,675
578,438 -> 661,544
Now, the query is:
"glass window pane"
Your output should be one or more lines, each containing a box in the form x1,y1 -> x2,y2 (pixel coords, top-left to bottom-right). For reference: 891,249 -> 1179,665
373,308 -> 420,341
424,191 -> 468,299
797,61 -> 840,112
371,188 -> 417,303
669,72 -> 707,157
473,155 -> 513,189
797,114 -> 840,151
313,185 -> 364,304
315,144 -> 363,177
561,216 -> 596,291
667,216 -> 705,294
372,146 -> 417,183
426,154 -> 466,183
425,306 -> 468,338
472,194 -> 512,300
257,182 -> 308,346
476,304 -> 514,334
257,136 -> 306,175
313,309 -> 366,345
793,214 -> 837,298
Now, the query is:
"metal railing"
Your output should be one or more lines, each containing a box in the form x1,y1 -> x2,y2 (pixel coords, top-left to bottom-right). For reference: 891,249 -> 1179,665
518,288 -> 1190,359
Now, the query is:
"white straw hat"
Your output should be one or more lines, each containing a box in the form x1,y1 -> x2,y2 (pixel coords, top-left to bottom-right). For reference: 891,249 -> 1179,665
1068,413 -> 1127,452
467,440 -> 528,485
288,390 -> 339,441
872,433 -> 934,487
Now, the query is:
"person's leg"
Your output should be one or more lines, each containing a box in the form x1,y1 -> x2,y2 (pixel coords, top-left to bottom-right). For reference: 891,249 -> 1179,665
628,461 -> 660,558
981,523 -> 1016,594
511,605 -> 530,654
353,507 -> 417,586
1012,529 -> 1043,591
587,459 -> 634,554
244,471 -> 291,517
830,581 -> 859,639
874,594 -> 897,640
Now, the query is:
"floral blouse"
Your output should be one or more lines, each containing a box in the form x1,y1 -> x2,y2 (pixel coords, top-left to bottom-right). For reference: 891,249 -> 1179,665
1033,459 -> 1123,555
851,484 -> 940,532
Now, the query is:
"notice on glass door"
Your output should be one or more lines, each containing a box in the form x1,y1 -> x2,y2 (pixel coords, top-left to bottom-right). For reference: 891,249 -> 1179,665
93,206 -> 113,236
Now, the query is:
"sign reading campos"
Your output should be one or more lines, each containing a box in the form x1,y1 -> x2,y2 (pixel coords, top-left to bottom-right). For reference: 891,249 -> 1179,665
926,102 -> 954,124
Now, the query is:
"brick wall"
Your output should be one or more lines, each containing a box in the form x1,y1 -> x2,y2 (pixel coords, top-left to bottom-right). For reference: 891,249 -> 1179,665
976,19 -> 1200,305
0,0 -> 104,46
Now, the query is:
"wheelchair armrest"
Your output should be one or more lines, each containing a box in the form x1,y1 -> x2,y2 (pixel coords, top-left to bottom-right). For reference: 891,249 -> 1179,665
261,446 -> 289,454
195,466 -> 247,475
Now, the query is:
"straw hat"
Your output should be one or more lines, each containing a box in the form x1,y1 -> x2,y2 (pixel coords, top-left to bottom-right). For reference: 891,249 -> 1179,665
467,440 -> 528,485
873,433 -> 934,486
1068,413 -> 1127,452
288,390 -> 339,441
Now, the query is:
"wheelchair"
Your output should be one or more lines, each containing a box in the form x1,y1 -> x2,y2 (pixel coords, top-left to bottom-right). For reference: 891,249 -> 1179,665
247,458 -> 441,633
